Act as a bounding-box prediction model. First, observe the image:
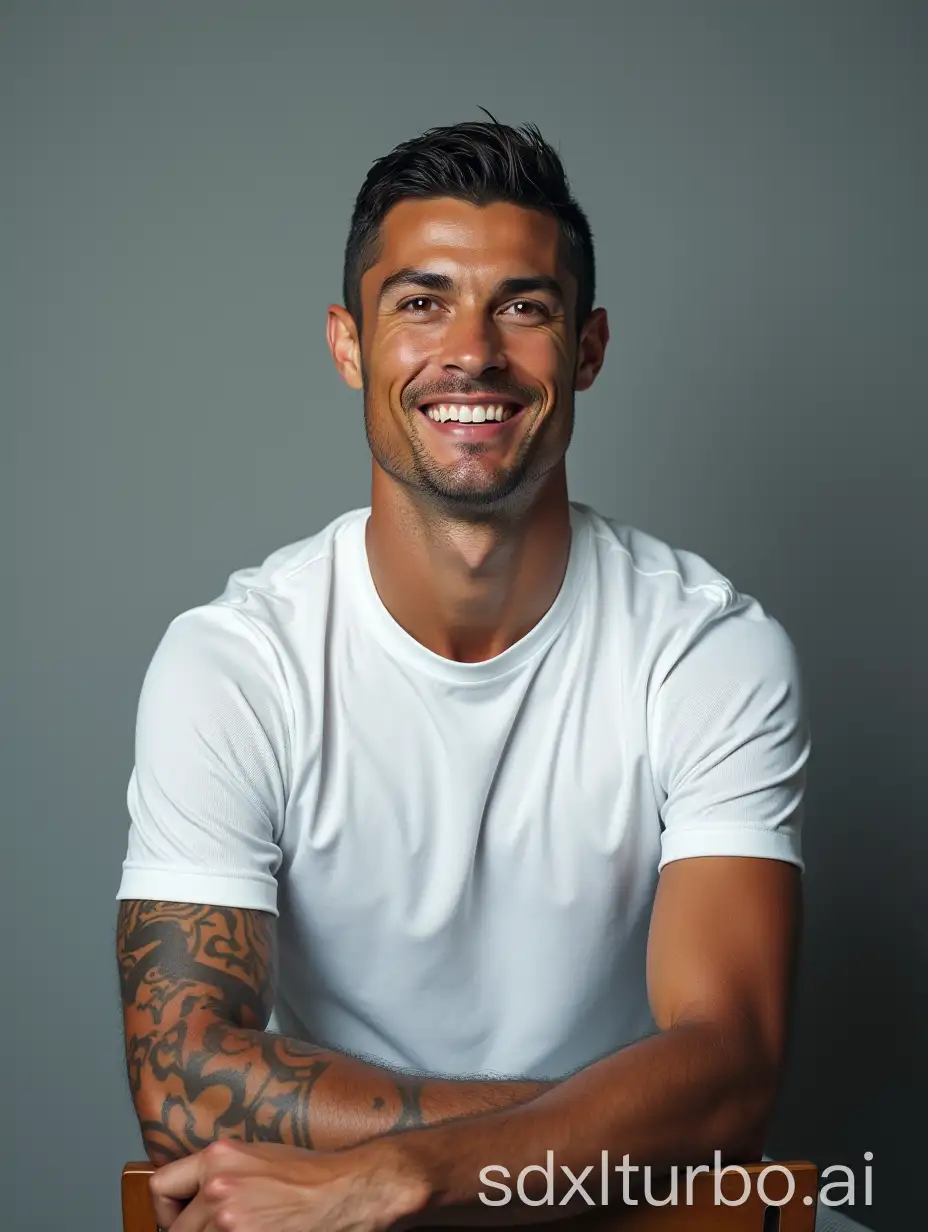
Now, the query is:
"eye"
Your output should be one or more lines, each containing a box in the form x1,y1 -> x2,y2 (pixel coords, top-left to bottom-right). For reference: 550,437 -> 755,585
501,300 -> 548,319
397,296 -> 441,314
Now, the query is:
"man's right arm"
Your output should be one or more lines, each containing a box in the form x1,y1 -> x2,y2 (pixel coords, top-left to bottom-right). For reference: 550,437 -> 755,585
117,899 -> 552,1164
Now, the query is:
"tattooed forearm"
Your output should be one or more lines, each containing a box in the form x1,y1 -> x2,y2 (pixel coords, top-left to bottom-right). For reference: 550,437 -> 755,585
130,1020 -> 332,1161
117,900 -> 552,1164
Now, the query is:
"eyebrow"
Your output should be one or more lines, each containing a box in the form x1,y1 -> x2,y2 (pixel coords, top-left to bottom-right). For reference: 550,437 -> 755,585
377,268 -> 565,308
495,275 -> 565,304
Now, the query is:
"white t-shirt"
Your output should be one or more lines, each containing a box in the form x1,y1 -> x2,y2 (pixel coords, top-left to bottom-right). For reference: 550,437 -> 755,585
117,503 -> 809,1081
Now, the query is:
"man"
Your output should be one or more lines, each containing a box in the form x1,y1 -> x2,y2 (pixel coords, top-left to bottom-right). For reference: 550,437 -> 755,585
116,119 -> 809,1232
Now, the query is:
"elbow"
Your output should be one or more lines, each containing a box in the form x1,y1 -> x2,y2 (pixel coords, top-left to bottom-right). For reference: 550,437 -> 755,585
714,1062 -> 781,1164
126,1050 -> 196,1166
133,1081 -> 190,1166
696,1012 -> 787,1163
125,1013 -> 224,1164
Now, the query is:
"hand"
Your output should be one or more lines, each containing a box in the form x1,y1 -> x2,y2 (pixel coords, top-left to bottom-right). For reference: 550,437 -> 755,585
148,1139 -> 429,1232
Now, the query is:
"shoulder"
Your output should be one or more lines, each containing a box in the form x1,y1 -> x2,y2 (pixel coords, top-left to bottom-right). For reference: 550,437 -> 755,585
141,507 -> 369,718
213,506 -> 368,629
578,503 -> 736,609
574,503 -> 801,690
162,506 -> 367,649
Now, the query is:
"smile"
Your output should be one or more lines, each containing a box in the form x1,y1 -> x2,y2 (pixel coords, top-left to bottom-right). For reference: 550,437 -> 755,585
421,402 -> 518,423
416,399 -> 530,442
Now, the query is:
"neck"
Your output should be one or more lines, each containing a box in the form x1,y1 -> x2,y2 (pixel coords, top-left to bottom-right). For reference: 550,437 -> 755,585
365,464 -> 572,663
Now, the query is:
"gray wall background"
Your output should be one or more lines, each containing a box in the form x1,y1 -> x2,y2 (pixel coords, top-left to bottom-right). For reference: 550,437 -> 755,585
5,2 -> 925,1229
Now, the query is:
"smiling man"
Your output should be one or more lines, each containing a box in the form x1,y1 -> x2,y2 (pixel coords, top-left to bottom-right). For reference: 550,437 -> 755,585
116,120 -> 809,1231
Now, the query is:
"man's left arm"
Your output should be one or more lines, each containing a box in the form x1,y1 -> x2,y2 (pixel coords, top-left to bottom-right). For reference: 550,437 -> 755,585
388,851 -> 802,1220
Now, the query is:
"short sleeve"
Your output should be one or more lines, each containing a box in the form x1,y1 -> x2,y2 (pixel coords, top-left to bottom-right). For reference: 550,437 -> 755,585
651,603 -> 810,873
116,605 -> 290,915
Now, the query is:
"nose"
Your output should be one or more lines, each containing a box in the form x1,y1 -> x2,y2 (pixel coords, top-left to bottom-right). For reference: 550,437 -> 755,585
438,303 -> 507,379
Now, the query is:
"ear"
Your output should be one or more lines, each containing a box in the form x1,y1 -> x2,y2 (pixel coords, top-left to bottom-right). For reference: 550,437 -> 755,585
327,305 -> 364,391
574,307 -> 609,392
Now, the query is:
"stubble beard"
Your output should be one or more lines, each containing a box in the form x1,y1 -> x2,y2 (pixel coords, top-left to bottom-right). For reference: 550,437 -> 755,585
363,394 -> 572,518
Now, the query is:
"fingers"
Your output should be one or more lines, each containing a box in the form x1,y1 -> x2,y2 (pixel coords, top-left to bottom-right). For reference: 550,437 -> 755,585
164,1193 -> 214,1232
149,1152 -> 205,1228
150,1152 -> 204,1202
149,1191 -> 187,1228
150,1142 -> 261,1228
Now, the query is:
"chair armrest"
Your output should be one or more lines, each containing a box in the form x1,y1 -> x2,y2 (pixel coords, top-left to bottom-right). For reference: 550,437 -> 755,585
121,1162 -> 158,1232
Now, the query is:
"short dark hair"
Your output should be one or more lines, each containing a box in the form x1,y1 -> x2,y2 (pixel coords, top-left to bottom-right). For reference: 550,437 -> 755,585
342,118 -> 595,333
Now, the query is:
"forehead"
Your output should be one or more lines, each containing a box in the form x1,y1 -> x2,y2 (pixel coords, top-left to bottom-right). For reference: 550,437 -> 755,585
366,197 -> 570,288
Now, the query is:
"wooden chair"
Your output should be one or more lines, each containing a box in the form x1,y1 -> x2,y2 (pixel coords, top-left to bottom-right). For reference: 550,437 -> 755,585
122,1158 -> 819,1231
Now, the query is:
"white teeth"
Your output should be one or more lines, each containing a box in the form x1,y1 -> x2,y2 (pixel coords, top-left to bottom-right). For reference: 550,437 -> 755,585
424,403 -> 516,423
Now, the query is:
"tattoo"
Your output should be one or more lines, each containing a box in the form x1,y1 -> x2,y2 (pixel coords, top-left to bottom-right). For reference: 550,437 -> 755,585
117,901 -> 271,1028
116,900 -> 439,1162
391,1079 -> 426,1131
117,901 -> 333,1160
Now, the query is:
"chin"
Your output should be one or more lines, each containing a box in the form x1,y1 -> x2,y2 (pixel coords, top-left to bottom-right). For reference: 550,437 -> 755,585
422,475 -> 532,516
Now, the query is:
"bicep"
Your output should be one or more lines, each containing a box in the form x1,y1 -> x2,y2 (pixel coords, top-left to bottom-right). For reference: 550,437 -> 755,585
646,856 -> 801,1071
116,900 -> 277,1083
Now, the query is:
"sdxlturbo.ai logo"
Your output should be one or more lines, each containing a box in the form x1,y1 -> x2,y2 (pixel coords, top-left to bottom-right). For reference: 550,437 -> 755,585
478,1150 -> 873,1209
